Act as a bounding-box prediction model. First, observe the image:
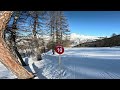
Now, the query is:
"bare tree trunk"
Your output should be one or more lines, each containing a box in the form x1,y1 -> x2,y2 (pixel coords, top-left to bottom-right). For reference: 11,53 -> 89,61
0,11 -> 34,79
32,14 -> 42,61
14,46 -> 27,66
11,13 -> 27,66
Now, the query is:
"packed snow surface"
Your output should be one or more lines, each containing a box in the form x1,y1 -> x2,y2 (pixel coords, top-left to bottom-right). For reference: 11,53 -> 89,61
1,47 -> 120,79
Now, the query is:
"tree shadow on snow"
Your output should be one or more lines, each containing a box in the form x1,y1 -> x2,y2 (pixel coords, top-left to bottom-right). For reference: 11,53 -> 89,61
24,57 -> 29,65
32,63 -> 47,79
24,57 -> 33,73
24,65 -> 33,74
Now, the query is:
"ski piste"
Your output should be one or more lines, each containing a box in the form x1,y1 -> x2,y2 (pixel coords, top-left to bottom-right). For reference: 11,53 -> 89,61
1,47 -> 120,79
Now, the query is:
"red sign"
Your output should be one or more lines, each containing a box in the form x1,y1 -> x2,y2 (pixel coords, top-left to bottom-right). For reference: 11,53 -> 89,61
55,45 -> 64,54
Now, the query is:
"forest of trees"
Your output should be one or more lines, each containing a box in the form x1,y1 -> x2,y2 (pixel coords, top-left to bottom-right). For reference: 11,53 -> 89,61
0,11 -> 70,79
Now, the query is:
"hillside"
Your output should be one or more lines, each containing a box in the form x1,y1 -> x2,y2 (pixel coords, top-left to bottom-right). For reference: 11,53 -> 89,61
70,33 -> 101,47
75,34 -> 120,47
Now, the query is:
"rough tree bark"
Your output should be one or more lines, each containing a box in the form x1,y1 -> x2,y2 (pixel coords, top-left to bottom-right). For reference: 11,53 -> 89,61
0,11 -> 34,79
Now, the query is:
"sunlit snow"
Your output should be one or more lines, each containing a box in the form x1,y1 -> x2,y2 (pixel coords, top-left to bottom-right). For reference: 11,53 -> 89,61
1,47 -> 120,79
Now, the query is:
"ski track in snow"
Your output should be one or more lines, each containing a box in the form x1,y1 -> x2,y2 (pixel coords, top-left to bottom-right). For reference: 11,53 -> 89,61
40,47 -> 120,79
1,47 -> 120,79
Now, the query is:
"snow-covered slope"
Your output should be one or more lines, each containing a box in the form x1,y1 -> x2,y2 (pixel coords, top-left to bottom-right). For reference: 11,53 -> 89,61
1,47 -> 120,79
70,33 -> 99,41
38,47 -> 120,79
17,33 -> 101,47
70,33 -> 100,46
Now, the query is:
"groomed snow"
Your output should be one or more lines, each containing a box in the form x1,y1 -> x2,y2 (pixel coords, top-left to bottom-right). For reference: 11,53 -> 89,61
1,47 -> 120,79
38,47 -> 120,79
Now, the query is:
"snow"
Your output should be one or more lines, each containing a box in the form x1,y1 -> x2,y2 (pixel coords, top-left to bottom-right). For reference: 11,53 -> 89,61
39,47 -> 120,79
70,33 -> 100,46
0,61 -> 17,79
70,33 -> 99,41
1,47 -> 120,79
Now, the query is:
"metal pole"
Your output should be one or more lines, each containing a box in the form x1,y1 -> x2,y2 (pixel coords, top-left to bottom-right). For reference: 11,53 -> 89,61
58,54 -> 61,79
59,54 -> 61,66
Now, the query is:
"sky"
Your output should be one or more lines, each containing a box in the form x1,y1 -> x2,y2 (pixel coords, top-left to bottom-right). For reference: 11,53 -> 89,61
64,11 -> 120,37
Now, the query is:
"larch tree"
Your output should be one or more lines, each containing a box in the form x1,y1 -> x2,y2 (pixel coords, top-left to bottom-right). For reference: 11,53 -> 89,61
0,11 -> 34,79
47,11 -> 70,54
5,11 -> 27,66
47,11 -> 56,54
28,11 -> 47,60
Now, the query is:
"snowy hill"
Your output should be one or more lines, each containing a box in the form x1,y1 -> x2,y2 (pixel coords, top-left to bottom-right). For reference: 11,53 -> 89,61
70,33 -> 101,47
17,33 -> 102,47
16,33 -> 103,48
16,35 -> 50,49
